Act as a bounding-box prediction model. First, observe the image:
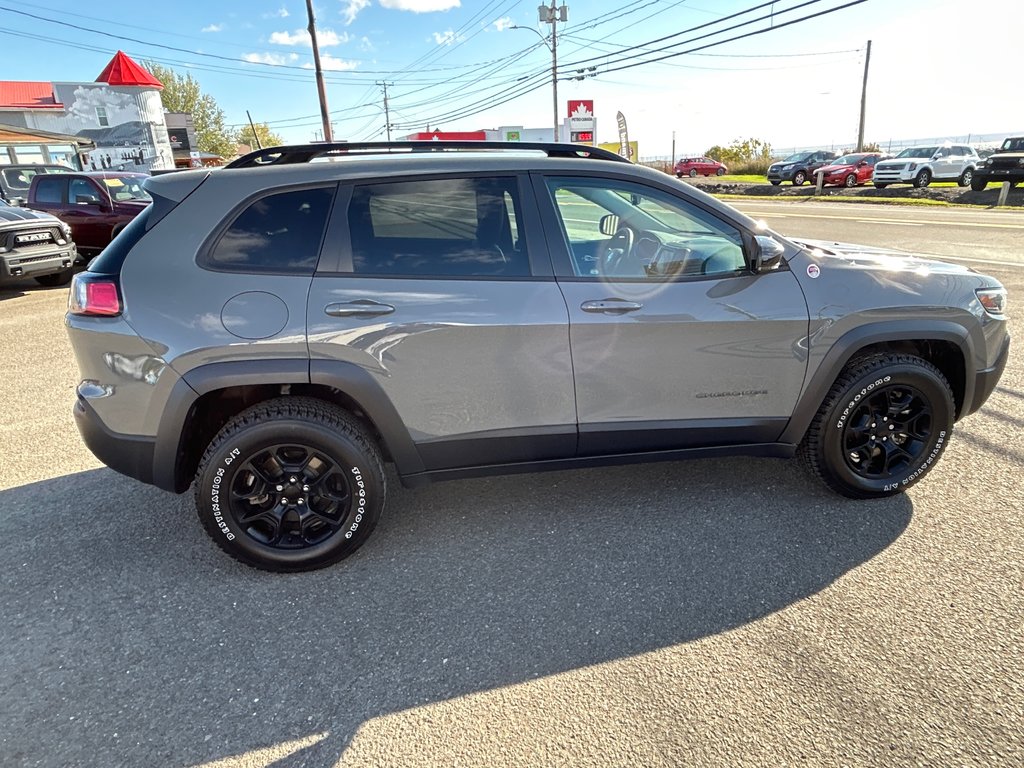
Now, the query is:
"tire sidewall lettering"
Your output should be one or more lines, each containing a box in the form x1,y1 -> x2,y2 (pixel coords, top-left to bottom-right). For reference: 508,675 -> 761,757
835,374 -> 891,430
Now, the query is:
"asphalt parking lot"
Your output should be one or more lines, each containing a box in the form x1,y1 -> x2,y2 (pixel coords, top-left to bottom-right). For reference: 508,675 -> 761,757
1,241 -> 1021,767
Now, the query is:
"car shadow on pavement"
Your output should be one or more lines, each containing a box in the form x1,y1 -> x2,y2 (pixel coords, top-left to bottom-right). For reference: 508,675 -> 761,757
0,457 -> 911,767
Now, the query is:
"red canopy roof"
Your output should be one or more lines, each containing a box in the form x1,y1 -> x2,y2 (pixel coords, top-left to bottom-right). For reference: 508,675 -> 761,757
0,81 -> 62,109
96,51 -> 163,89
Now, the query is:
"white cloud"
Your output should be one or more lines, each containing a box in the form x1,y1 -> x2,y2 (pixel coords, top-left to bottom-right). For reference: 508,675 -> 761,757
302,53 -> 359,71
262,6 -> 289,18
359,35 -> 374,52
381,0 -> 461,12
342,0 -> 371,25
270,28 -> 350,46
242,52 -> 300,65
201,23 -> 224,33
492,17 -> 513,31
432,28 -> 464,46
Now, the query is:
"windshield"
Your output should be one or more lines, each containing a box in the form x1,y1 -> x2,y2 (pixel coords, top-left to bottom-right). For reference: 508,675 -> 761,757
100,175 -> 151,202
895,147 -> 937,159
831,154 -> 866,165
1001,138 -> 1024,152
783,153 -> 812,162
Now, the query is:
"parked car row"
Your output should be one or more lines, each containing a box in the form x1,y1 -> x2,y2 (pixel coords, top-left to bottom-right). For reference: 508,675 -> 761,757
0,166 -> 151,287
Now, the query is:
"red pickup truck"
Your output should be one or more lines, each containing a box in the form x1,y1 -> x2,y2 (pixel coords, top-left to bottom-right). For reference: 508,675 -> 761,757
27,171 -> 150,258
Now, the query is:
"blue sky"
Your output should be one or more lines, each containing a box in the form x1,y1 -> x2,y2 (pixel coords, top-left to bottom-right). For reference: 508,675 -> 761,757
1,0 -> 1020,157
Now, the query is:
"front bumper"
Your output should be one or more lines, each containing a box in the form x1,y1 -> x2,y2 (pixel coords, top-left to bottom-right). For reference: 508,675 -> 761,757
74,395 -> 155,485
966,334 -> 1011,417
767,168 -> 797,182
0,243 -> 76,283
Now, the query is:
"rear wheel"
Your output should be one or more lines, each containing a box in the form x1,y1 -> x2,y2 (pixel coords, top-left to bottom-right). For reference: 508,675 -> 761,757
799,354 -> 954,498
793,170 -> 807,186
194,397 -> 385,572
913,169 -> 932,188
716,167 -> 725,176
688,169 -> 698,178
34,269 -> 73,287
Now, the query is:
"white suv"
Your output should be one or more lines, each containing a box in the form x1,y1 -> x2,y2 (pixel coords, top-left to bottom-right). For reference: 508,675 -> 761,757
872,144 -> 979,188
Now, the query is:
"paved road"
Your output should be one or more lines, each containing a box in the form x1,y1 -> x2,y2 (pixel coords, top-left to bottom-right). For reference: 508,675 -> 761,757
1,221 -> 1021,767
730,199 -> 1024,267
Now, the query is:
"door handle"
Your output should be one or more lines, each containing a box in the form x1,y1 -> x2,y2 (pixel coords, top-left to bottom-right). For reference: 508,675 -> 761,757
580,299 -> 643,314
324,300 -> 396,317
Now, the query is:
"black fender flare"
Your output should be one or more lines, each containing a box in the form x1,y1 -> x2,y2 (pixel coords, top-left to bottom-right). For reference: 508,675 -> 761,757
152,359 -> 422,492
779,321 -> 975,445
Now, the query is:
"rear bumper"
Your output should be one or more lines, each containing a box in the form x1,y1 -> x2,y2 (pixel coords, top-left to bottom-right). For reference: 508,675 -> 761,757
966,334 -> 1010,417
74,395 -> 155,485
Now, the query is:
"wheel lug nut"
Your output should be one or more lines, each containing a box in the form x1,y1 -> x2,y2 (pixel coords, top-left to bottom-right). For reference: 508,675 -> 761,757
302,485 -> 309,492
889,425 -> 894,430
276,485 -> 284,492
290,476 -> 298,484
297,498 -> 304,505
871,422 -> 876,428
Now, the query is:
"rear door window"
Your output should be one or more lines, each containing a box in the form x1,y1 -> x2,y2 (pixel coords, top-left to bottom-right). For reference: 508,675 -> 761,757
33,176 -> 66,204
347,176 -> 530,277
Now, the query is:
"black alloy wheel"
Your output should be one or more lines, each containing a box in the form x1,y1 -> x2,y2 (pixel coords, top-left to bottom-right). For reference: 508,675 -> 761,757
799,353 -> 954,498
840,384 -> 932,480
195,397 -> 385,571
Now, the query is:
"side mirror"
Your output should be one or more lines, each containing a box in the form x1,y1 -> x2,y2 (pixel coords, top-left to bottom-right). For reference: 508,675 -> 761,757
599,213 -> 620,237
752,235 -> 786,273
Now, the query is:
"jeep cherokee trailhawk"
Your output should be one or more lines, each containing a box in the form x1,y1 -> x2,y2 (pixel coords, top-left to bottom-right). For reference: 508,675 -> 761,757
66,141 -> 1010,571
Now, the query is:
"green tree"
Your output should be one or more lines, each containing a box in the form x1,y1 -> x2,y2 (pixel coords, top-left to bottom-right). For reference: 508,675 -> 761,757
235,122 -> 285,150
145,62 -> 236,159
706,137 -> 774,165
862,141 -> 882,153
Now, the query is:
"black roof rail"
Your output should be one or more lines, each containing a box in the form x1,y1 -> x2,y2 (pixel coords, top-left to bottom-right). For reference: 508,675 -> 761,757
225,140 -> 631,169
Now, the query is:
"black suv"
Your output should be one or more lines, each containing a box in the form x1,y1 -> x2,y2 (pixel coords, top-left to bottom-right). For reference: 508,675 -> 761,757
66,141 -> 1009,572
767,150 -> 838,186
971,137 -> 1024,191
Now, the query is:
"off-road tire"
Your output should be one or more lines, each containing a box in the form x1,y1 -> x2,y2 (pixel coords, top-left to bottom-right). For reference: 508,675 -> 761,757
194,397 -> 385,572
34,268 -> 73,287
970,177 -> 988,192
913,169 -> 932,188
793,170 -> 807,186
798,353 -> 955,499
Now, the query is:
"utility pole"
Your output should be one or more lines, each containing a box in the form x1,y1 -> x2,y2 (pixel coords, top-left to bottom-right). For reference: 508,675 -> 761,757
378,81 -> 393,141
856,39 -> 871,152
671,130 -> 676,166
306,0 -> 333,143
539,2 -> 568,142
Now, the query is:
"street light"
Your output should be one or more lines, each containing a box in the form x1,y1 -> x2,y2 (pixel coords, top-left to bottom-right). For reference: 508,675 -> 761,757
511,2 -> 567,142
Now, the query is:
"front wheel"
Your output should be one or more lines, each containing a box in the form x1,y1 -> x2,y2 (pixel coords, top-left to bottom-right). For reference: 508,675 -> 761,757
688,169 -> 698,178
194,397 -> 385,572
873,183 -> 888,189
970,177 -> 988,191
798,353 -> 955,499
913,169 -> 932,188
716,167 -> 726,176
845,173 -> 858,188
958,169 -> 974,187
769,180 -> 781,186
792,170 -> 807,186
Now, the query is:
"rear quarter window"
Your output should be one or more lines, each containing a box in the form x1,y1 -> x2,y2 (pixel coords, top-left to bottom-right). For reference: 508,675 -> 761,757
204,186 -> 335,274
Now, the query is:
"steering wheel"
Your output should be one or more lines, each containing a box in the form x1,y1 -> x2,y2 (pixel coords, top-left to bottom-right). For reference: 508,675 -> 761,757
598,227 -> 636,278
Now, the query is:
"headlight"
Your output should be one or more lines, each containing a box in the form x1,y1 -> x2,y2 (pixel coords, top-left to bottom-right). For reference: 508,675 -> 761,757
907,163 -> 917,171
59,221 -> 72,237
976,287 -> 1008,316
782,164 -> 794,170
1018,158 -> 1024,167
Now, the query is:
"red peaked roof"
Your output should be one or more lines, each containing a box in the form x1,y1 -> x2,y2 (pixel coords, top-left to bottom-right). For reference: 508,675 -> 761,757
96,51 -> 163,89
0,81 -> 63,109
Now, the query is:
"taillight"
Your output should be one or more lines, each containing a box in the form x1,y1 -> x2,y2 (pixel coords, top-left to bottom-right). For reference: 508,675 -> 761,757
69,273 -> 122,316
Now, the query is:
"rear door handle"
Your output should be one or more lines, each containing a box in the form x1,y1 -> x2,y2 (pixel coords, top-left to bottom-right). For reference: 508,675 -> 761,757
580,299 -> 643,314
324,300 -> 396,317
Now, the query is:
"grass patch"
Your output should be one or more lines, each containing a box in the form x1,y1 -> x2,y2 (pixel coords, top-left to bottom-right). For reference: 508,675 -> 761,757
715,174 -> 766,183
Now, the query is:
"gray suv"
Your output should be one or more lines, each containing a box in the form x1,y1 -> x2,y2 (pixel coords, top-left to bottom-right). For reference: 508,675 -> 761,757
66,142 -> 1010,572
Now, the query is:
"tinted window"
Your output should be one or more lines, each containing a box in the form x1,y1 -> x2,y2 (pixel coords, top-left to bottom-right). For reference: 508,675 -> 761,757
208,187 -> 334,273
70,178 -> 101,205
34,176 -> 66,204
348,177 -> 530,277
